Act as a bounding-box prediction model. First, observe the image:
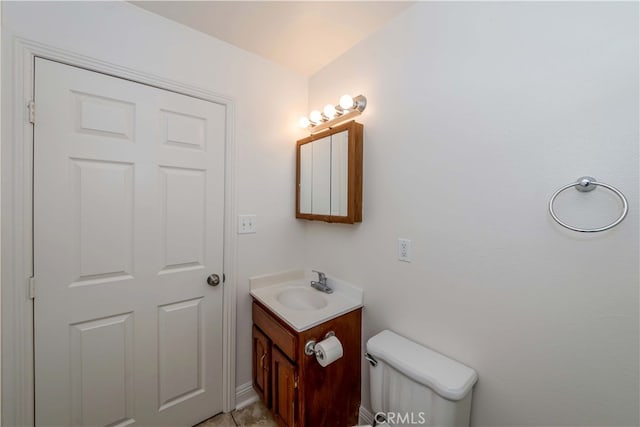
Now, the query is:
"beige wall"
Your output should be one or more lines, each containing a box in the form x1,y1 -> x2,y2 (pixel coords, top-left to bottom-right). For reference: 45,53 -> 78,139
307,2 -> 639,426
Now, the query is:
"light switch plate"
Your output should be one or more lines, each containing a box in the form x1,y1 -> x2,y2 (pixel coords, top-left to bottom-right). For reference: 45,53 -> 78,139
398,238 -> 412,262
238,215 -> 257,234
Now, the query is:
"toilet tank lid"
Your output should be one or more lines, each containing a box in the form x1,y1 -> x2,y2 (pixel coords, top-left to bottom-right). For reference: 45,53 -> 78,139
366,330 -> 478,401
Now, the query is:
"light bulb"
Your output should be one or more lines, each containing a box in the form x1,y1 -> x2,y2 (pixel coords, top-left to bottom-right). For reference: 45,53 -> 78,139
323,104 -> 337,119
339,94 -> 354,110
298,116 -> 311,128
309,110 -> 323,124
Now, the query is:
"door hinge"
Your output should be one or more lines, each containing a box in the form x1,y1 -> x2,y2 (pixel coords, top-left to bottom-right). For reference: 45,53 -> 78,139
28,276 -> 36,299
28,100 -> 36,124
294,373 -> 298,389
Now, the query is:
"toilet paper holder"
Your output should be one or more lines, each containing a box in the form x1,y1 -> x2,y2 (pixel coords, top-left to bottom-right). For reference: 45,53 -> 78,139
304,331 -> 336,357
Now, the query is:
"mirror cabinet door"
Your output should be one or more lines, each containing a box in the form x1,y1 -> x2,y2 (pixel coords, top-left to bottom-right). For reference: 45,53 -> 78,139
311,135 -> 331,215
299,142 -> 312,214
296,121 -> 362,223
330,129 -> 349,217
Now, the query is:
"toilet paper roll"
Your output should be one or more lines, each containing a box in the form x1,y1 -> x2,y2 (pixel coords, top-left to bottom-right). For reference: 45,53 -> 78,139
315,335 -> 343,367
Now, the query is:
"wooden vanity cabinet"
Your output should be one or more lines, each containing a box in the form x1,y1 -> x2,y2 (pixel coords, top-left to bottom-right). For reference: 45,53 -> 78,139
252,299 -> 362,427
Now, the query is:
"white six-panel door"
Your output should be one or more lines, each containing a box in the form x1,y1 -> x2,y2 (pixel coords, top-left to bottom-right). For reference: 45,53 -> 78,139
34,58 -> 225,426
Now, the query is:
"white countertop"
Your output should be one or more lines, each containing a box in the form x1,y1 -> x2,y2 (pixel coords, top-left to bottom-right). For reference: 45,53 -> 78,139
249,270 -> 364,332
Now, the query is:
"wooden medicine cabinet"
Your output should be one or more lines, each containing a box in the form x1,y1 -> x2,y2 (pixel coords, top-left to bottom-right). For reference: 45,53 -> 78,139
296,121 -> 363,223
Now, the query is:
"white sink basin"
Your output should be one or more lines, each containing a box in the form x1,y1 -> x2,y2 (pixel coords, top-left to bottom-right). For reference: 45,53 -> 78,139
276,287 -> 328,311
250,271 -> 363,331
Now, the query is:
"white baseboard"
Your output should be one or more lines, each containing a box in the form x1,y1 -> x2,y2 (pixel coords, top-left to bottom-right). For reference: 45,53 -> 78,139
359,405 -> 375,425
235,381 -> 259,411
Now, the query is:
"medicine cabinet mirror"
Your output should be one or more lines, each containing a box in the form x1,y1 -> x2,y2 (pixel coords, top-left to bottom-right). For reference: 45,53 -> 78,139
296,121 -> 363,223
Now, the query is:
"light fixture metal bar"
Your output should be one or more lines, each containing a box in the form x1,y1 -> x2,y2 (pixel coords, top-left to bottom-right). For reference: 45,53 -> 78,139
309,109 -> 362,134
309,110 -> 362,134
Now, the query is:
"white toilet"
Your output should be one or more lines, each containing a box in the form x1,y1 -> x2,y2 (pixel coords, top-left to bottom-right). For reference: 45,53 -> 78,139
365,330 -> 478,427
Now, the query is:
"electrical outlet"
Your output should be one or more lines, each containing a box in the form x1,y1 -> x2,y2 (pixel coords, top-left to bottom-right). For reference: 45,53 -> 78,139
238,215 -> 257,234
398,238 -> 412,262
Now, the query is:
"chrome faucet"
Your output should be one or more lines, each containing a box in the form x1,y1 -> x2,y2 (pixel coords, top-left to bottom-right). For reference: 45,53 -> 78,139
311,270 -> 333,294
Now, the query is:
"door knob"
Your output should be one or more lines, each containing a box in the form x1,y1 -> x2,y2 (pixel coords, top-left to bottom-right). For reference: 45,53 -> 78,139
207,274 -> 221,287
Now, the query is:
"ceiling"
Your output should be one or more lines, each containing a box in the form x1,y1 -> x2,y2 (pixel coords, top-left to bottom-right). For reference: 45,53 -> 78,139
130,1 -> 414,76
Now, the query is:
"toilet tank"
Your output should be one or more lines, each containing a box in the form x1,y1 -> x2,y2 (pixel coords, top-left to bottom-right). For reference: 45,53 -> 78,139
366,330 -> 478,427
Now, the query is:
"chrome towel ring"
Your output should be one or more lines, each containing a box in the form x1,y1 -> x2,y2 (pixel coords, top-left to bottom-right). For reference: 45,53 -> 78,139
549,176 -> 628,233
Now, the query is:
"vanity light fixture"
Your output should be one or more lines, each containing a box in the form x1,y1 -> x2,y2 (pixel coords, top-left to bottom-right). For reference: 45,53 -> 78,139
299,94 -> 367,134
323,104 -> 337,119
309,110 -> 323,125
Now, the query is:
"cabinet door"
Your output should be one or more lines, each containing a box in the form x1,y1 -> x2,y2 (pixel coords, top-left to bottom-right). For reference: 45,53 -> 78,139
252,326 -> 271,407
271,347 -> 297,427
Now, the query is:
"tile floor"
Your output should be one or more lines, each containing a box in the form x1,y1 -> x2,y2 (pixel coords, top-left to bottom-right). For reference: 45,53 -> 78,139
195,400 -> 277,427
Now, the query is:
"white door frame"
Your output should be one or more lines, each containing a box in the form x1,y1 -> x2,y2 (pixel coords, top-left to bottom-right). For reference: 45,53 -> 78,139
1,37 -> 238,426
